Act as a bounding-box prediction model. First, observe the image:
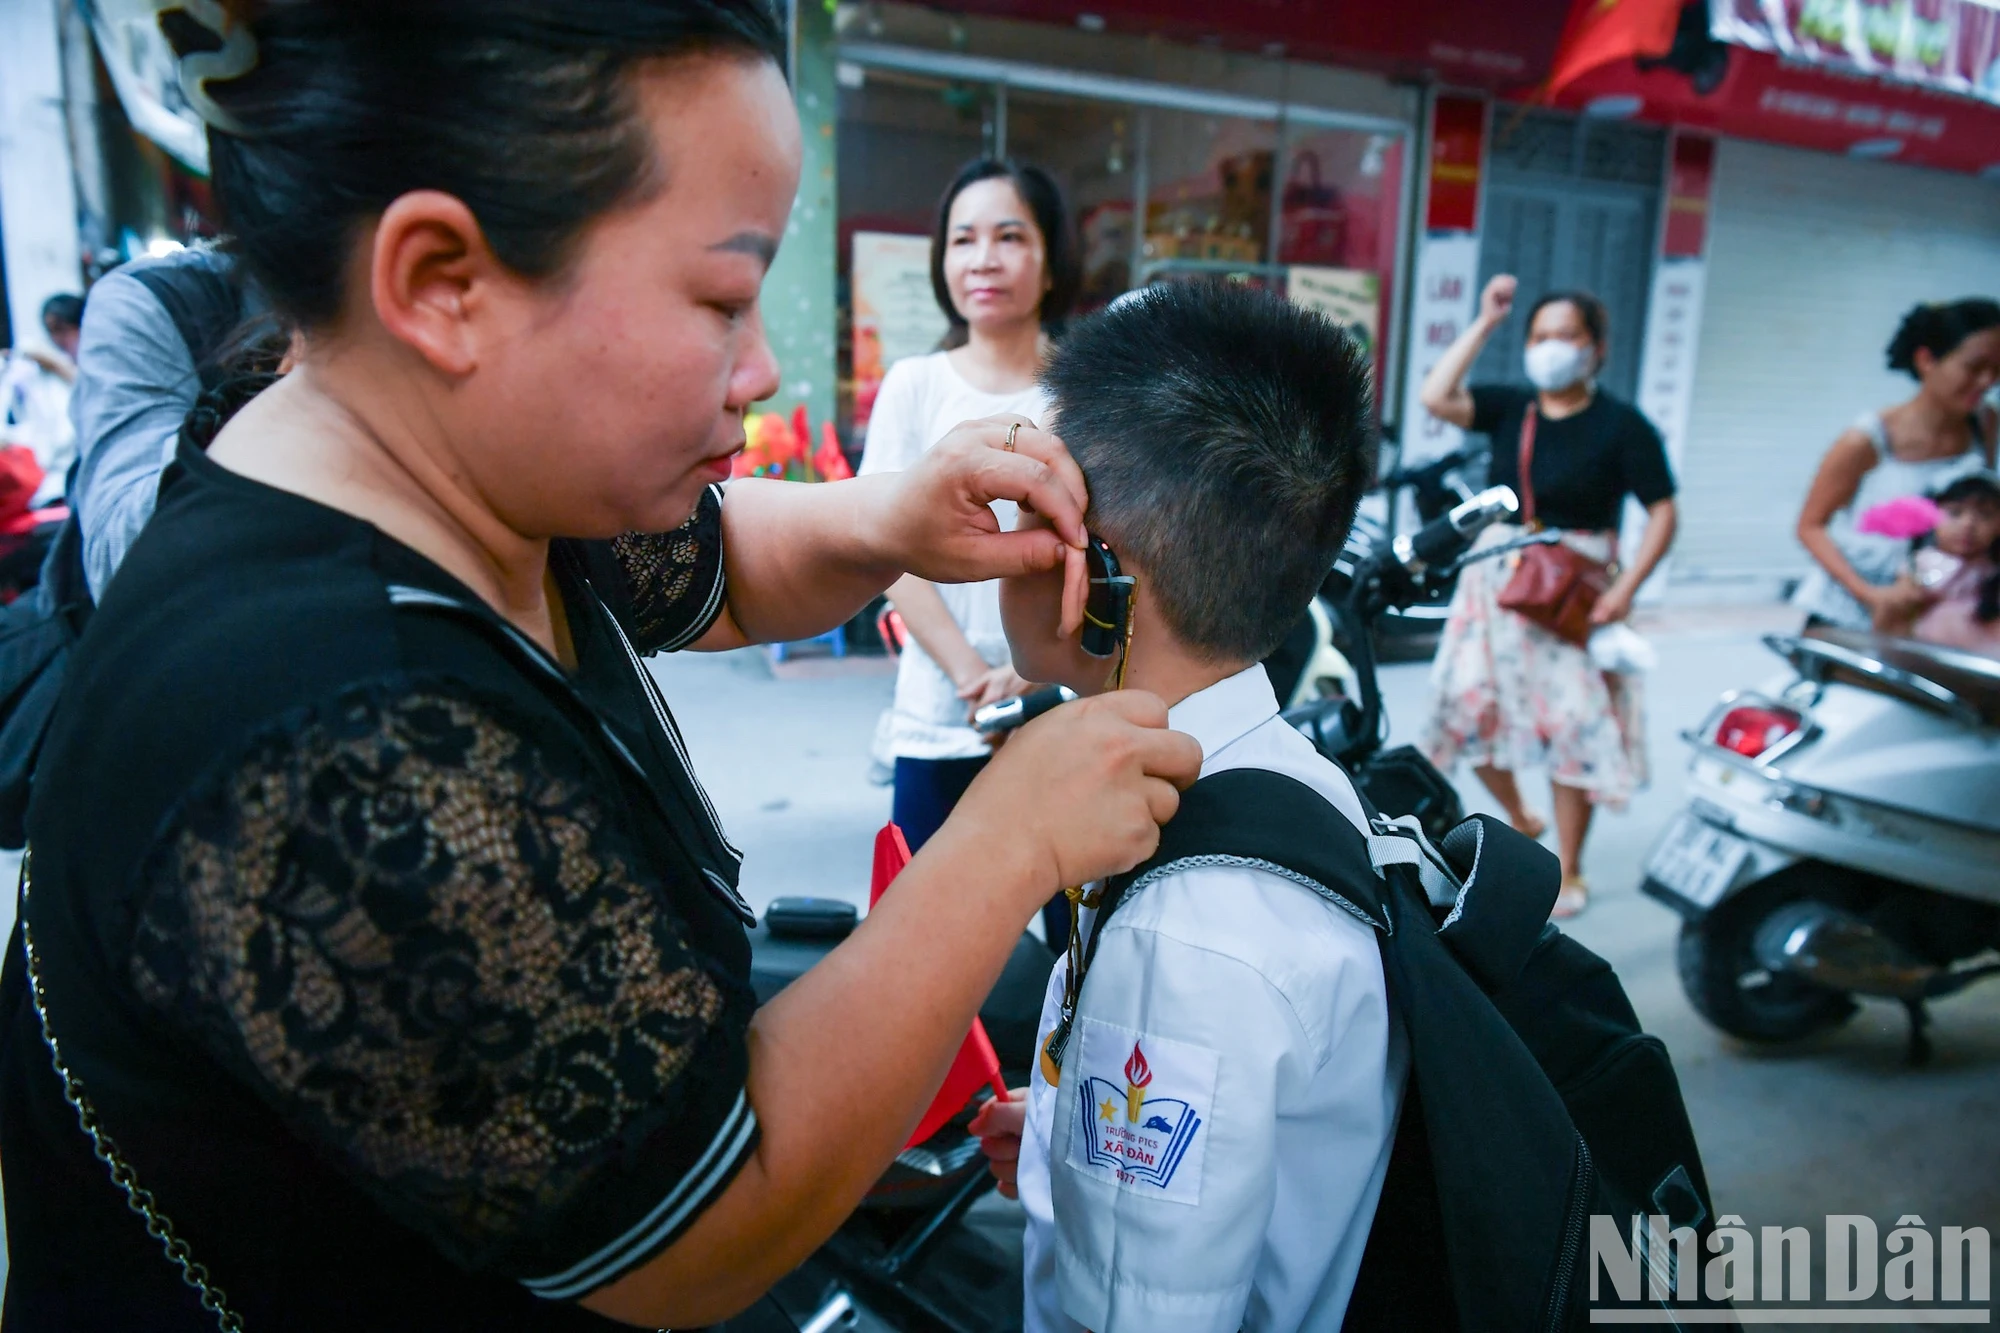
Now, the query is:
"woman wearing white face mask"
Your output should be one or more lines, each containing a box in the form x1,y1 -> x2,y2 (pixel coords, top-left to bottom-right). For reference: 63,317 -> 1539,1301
1416,274 -> 1679,916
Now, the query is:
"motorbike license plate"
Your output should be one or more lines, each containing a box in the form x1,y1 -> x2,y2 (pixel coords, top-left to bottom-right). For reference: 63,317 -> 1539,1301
1646,815 -> 1751,909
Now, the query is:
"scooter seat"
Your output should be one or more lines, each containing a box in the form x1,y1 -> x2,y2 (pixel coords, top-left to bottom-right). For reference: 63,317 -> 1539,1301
1801,627 -> 2000,726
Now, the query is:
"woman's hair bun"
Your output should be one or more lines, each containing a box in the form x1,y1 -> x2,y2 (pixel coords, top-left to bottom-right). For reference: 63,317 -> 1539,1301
1886,298 -> 2000,377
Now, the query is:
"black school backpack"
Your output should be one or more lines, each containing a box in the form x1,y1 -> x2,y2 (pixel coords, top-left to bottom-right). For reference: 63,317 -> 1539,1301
1082,769 -> 1727,1331
0,255 -> 248,847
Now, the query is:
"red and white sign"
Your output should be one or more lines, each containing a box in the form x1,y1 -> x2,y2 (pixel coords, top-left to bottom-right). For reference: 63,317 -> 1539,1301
1630,133 -> 1717,600
1425,94 -> 1489,232
1399,95 -> 1488,465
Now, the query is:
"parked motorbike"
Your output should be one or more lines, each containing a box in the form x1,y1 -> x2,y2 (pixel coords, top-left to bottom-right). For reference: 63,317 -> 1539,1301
747,484 -> 1528,1330
1285,484 -> 1532,841
1642,627 -> 2000,1063
1262,593 -> 1361,711
1348,443 -> 1485,659
745,897 -> 1049,1332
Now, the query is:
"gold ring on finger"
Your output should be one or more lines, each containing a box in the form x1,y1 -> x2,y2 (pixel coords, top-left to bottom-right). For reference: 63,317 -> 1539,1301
1004,422 -> 1021,452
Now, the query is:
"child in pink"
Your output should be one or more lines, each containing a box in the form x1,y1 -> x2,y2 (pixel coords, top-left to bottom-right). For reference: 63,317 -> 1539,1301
1874,471 -> 2000,655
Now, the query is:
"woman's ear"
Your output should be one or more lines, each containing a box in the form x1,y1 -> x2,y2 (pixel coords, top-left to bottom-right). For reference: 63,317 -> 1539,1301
1912,345 -> 1939,380
367,190 -> 503,378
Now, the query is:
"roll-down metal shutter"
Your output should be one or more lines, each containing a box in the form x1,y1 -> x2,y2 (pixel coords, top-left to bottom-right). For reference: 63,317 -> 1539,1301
1675,139 -> 2000,590
1473,110 -> 1666,405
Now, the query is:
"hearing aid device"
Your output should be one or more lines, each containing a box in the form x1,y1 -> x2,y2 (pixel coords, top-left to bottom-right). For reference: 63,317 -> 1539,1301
1081,536 -> 1136,659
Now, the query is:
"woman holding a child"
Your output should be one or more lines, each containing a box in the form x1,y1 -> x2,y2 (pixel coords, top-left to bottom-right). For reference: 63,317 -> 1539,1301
1793,299 -> 2000,635
1418,274 -> 1680,918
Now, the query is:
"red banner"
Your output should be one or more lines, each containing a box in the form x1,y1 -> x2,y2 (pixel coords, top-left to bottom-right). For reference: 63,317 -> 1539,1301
1426,95 -> 1488,233
1661,134 -> 1716,259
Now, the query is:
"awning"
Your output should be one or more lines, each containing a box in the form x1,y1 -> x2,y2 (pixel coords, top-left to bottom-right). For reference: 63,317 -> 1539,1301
924,0 -> 1578,92
1543,0 -> 2000,175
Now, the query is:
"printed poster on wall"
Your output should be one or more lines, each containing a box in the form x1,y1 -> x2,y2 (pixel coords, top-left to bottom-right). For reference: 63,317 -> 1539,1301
1397,234 -> 1483,467
851,232 -> 950,432
1396,94 -> 1486,467
1287,266 -> 1381,369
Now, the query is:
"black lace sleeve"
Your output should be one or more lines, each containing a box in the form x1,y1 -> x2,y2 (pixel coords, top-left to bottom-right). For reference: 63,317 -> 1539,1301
127,675 -> 759,1297
573,483 -> 728,655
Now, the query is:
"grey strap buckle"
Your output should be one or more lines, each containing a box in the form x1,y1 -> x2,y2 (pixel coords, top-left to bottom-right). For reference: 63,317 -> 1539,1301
1366,815 -> 1463,910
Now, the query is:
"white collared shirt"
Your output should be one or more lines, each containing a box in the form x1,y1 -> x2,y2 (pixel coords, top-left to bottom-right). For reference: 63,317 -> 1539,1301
1019,666 -> 1408,1333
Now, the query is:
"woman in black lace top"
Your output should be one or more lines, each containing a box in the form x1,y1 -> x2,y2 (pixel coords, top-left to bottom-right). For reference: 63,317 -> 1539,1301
0,5 -> 1200,1330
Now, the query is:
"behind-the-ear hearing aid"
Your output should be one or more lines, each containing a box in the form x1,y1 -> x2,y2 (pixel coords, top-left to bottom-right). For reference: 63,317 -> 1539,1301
1081,535 -> 1136,661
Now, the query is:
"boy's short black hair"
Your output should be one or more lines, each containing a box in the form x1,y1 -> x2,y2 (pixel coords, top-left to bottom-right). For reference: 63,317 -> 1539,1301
1042,281 -> 1374,663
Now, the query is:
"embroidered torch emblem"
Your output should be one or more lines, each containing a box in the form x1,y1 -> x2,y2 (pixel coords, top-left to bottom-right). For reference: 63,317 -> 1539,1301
1123,1042 -> 1152,1122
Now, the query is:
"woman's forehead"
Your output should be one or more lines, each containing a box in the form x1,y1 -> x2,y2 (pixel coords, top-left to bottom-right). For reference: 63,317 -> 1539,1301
1531,300 -> 1589,335
950,178 -> 1033,230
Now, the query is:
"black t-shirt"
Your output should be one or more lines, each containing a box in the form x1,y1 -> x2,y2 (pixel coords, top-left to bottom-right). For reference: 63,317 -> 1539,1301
1470,384 -> 1676,531
1,441 -> 756,1330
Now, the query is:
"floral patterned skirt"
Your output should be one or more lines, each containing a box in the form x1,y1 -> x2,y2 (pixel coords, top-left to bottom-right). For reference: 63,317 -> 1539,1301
1420,525 -> 1647,808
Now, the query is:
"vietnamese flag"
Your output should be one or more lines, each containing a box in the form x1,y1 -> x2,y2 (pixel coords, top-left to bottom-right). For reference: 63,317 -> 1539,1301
871,823 -> 1008,1149
1543,0 -> 1681,101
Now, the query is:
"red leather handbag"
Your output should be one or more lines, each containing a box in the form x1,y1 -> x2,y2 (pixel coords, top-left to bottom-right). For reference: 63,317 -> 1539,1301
1495,405 -> 1613,647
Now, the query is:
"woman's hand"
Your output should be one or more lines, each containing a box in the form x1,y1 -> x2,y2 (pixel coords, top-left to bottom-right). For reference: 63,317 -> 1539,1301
1478,274 -> 1518,328
1865,576 -> 1936,630
969,1089 -> 1028,1200
871,416 -> 1090,637
695,416 -> 1087,651
1588,583 -> 1635,626
1593,499 -> 1676,627
958,664 -> 1032,714
944,690 -> 1202,902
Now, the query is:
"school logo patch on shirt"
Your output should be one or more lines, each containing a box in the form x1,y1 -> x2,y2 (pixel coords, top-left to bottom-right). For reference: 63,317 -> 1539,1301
1064,1017 -> 1216,1206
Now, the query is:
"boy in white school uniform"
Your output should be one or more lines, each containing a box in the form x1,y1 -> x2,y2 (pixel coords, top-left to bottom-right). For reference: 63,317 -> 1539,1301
971,281 -> 1407,1333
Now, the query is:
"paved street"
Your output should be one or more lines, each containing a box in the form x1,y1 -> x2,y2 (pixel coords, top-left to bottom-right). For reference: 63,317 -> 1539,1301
655,609 -> 2000,1310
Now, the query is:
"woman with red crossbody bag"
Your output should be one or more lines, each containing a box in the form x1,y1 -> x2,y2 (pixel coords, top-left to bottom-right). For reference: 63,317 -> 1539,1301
1415,275 -> 1680,917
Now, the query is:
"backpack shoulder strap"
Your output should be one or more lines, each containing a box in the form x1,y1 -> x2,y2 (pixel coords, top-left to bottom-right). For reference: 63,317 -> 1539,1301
1083,767 -> 1395,976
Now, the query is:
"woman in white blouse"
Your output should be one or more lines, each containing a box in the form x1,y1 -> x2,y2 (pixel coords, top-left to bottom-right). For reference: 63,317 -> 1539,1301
859,159 -> 1079,876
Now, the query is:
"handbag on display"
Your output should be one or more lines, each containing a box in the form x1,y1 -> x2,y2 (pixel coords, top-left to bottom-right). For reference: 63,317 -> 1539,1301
1278,150 -> 1347,264
1496,404 -> 1615,647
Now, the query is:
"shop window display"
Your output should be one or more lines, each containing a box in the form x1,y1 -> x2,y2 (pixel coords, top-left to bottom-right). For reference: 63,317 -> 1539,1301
837,69 -> 992,435
835,64 -> 1408,441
